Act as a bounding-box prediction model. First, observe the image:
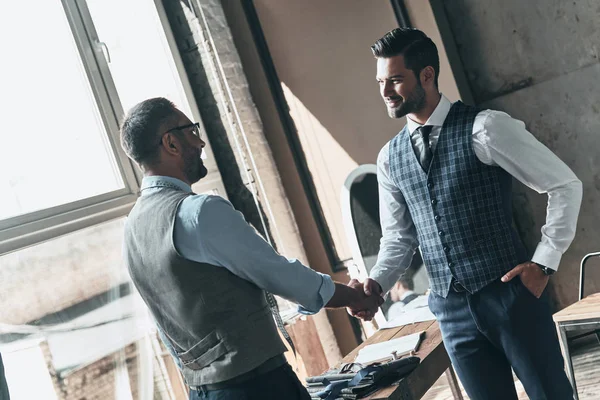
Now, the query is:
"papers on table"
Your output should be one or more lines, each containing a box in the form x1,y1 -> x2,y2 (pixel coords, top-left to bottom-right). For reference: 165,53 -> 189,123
355,331 -> 424,364
380,296 -> 436,329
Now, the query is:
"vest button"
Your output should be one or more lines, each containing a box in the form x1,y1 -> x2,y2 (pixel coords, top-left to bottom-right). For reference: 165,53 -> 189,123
427,182 -> 434,189
448,262 -> 454,268
431,199 -> 437,205
438,230 -> 444,236
443,246 -> 450,253
434,215 -> 441,222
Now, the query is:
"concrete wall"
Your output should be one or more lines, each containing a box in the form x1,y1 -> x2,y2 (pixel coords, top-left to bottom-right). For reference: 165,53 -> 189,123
438,0 -> 600,308
249,0 -> 465,264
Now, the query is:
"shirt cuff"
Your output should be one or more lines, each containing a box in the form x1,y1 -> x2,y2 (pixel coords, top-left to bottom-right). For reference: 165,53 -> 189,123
297,274 -> 335,315
531,242 -> 562,271
369,269 -> 395,297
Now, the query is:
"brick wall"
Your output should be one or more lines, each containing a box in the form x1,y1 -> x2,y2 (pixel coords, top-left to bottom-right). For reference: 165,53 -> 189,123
41,341 -> 141,400
161,0 -> 308,260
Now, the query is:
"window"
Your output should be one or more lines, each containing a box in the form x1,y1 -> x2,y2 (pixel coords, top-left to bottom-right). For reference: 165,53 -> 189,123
0,219 -> 187,400
0,0 -> 226,256
0,0 -> 225,399
0,0 -> 139,255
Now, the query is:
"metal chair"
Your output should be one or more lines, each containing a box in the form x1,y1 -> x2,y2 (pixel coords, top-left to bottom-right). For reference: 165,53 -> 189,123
570,251 -> 600,345
579,252 -> 600,301
554,252 -> 600,399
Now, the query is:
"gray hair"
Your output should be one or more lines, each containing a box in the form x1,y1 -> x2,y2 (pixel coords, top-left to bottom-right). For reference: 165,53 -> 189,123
120,97 -> 178,166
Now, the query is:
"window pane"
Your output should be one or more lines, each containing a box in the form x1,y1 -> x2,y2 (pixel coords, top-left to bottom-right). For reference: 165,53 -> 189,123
0,218 -> 186,399
85,0 -> 195,118
0,0 -> 125,221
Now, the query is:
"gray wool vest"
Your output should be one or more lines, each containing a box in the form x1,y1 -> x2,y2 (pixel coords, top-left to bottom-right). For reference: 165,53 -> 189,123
123,189 -> 286,385
389,101 -> 528,297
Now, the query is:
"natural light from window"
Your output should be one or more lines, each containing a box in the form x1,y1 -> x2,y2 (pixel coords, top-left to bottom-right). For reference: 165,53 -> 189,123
0,0 -> 124,220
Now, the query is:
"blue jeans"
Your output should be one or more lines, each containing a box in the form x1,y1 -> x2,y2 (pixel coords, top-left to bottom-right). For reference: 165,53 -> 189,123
189,364 -> 310,400
428,277 -> 573,400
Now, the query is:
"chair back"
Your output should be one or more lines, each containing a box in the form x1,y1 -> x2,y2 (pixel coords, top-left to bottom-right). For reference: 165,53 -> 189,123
579,252 -> 600,300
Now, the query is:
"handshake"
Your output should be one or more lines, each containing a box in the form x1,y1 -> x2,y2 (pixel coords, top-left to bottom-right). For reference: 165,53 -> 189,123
346,278 -> 385,321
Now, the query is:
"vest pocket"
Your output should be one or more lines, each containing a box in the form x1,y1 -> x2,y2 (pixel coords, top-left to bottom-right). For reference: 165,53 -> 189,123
177,331 -> 228,370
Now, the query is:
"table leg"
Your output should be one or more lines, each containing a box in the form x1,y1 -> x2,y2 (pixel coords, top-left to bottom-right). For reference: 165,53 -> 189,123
445,365 -> 463,400
557,323 -> 579,400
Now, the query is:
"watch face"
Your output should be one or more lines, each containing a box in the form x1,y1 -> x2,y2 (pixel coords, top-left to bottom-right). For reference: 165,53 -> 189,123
544,268 -> 555,275
534,262 -> 553,275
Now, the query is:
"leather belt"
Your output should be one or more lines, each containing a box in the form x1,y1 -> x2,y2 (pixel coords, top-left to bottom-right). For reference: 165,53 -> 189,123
450,279 -> 467,293
190,354 -> 287,391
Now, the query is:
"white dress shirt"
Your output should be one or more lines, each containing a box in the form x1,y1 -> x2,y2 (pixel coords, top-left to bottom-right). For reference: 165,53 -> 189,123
371,95 -> 583,294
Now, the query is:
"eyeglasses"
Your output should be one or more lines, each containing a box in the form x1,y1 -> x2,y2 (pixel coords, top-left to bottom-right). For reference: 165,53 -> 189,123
158,122 -> 202,145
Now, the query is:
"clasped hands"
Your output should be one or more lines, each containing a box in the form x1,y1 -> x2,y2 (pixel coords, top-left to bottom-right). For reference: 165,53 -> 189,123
346,278 -> 384,321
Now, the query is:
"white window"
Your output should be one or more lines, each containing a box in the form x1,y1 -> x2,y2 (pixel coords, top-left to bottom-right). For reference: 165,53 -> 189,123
0,1 -> 225,399
0,0 -> 225,255
0,0 -> 138,255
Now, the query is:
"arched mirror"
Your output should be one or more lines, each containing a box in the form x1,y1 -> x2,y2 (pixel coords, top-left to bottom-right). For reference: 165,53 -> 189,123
341,165 -> 430,326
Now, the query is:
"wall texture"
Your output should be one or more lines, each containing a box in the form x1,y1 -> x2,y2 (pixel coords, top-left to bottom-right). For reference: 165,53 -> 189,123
43,341 -> 139,400
440,0 -> 600,308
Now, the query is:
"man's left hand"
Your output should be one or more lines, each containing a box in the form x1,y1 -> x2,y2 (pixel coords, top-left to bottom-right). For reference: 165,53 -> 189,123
501,262 -> 549,298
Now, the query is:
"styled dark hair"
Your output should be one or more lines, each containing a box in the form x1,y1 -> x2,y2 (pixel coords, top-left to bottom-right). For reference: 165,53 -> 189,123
371,28 -> 440,87
398,275 -> 415,291
120,97 -> 177,165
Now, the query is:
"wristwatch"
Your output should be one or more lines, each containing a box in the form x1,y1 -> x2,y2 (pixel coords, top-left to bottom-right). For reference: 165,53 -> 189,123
533,262 -> 555,276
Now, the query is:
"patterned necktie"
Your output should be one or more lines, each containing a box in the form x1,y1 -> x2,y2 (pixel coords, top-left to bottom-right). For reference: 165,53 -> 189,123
417,125 -> 434,170
265,292 -> 296,355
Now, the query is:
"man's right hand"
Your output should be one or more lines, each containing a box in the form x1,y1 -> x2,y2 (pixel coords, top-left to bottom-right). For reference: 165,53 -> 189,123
347,278 -> 383,321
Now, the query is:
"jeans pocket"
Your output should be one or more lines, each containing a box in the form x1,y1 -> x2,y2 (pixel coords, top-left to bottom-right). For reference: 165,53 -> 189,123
427,292 -> 439,316
515,276 -> 540,300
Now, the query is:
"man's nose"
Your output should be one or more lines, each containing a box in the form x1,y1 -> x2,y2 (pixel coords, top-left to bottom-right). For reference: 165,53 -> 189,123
381,82 -> 394,97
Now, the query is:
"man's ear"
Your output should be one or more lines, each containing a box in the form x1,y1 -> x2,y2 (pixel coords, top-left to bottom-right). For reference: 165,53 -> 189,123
163,133 -> 181,156
420,66 -> 436,87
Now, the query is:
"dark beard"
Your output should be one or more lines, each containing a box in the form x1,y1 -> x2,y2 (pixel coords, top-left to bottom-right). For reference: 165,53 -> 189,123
387,84 -> 427,119
183,147 -> 208,184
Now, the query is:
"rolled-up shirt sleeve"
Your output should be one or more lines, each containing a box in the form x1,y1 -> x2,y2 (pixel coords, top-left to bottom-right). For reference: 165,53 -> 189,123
193,196 -> 334,314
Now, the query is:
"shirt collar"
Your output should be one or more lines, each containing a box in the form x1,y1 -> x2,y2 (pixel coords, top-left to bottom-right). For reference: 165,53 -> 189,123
400,290 -> 415,301
140,176 -> 192,194
406,94 -> 452,134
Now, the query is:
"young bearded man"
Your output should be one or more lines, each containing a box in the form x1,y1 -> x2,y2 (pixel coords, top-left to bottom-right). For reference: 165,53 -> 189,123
351,28 -> 582,400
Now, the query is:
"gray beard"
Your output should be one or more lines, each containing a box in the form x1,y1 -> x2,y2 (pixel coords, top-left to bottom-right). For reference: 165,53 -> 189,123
184,149 -> 208,183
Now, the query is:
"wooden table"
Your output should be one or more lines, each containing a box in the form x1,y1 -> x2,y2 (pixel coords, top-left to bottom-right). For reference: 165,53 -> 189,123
553,292 -> 600,400
333,320 -> 460,400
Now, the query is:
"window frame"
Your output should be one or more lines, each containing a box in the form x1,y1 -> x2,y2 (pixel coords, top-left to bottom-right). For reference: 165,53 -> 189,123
0,0 -> 141,255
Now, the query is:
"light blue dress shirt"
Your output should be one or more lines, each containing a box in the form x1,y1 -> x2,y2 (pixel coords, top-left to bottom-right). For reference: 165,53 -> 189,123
140,176 -> 335,314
